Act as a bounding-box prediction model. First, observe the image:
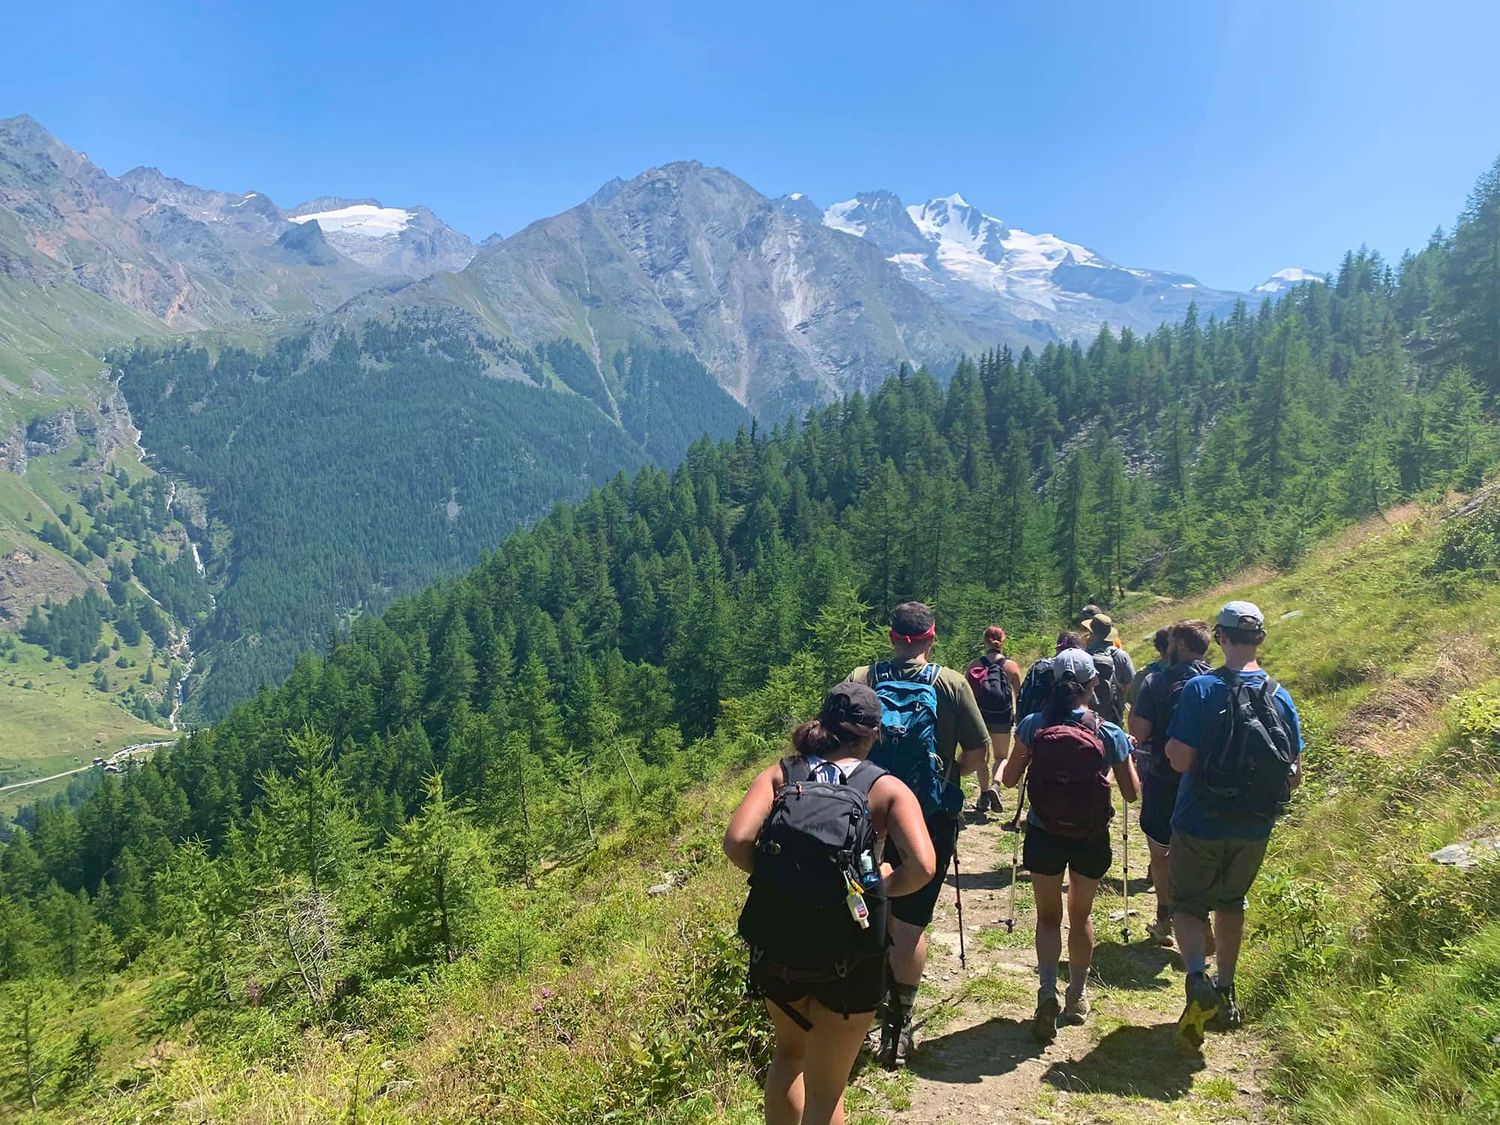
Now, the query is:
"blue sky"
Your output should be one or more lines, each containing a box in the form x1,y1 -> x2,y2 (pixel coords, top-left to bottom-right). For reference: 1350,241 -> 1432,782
5,0 -> 1498,290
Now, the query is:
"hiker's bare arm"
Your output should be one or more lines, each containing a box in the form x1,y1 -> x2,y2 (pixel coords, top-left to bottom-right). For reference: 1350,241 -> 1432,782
1128,713 -> 1153,745
876,779 -> 937,897
1005,660 -> 1022,695
1113,754 -> 1141,803
722,763 -> 779,874
1165,737 -> 1196,774
1000,738 -> 1030,788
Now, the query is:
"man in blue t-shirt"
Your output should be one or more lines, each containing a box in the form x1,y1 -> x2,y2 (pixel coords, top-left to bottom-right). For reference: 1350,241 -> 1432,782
1165,601 -> 1304,1052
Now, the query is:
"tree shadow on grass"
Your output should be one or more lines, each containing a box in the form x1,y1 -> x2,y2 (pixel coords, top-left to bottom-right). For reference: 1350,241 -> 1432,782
1041,1022 -> 1205,1101
899,1016 -> 1049,1085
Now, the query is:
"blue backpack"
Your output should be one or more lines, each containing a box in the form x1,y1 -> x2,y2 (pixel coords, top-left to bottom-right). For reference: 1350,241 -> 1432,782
868,662 -> 962,819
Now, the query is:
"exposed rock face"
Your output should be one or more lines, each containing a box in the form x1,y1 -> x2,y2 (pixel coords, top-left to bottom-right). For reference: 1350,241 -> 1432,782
24,409 -> 77,455
0,547 -> 90,628
0,424 -> 25,473
372,162 -> 1048,417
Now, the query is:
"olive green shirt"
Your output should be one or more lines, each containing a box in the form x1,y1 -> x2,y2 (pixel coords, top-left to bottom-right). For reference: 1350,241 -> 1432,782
848,659 -> 992,777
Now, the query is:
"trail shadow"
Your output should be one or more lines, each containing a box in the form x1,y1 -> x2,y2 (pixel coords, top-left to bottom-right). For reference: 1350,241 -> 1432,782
904,1016 -> 1048,1084
1090,940 -> 1179,991
1097,873 -> 1156,896
1041,1022 -> 1204,1100
947,866 -> 1020,891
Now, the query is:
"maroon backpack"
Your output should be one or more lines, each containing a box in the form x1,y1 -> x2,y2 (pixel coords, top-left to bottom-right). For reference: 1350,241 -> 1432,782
1026,711 -> 1114,838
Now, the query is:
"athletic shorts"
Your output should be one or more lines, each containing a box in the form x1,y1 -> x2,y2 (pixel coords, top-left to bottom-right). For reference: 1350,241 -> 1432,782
752,953 -> 886,1016
1140,769 -> 1181,848
1169,831 -> 1271,918
889,813 -> 958,928
1022,822 -> 1112,881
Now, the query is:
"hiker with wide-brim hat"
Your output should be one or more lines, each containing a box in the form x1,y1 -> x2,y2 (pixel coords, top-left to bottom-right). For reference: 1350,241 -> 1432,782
725,682 -> 936,1125
1003,648 -> 1140,1043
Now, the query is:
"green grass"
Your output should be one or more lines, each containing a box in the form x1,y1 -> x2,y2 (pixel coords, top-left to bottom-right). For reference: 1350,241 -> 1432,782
1124,503 -> 1500,1124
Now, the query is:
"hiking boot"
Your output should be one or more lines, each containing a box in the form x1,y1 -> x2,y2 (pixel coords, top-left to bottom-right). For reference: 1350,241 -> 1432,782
1031,989 -> 1060,1044
1176,973 -> 1221,1054
983,788 -> 1003,814
1061,988 -> 1091,1026
1211,983 -> 1243,1031
1147,916 -> 1174,946
877,1008 -> 914,1069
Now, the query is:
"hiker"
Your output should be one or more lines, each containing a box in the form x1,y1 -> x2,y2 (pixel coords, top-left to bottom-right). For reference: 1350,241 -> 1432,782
1131,627 -> 1172,706
1127,619 -> 1212,946
725,682 -> 936,1125
848,602 -> 991,1069
1080,603 -> 1121,646
1165,601 -> 1303,1051
965,626 -> 1022,818
1002,648 -> 1140,1042
1083,613 -> 1134,725
1015,631 -> 1085,724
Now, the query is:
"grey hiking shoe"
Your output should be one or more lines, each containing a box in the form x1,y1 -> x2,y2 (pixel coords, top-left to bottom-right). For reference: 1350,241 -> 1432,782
1061,989 -> 1091,1026
1211,983 -> 1243,1030
1031,989 -> 1060,1044
1176,973 -> 1221,1054
877,1008 -> 914,1069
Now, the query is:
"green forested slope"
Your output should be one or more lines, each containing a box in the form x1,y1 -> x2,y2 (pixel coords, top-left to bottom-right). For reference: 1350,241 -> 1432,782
0,160 -> 1499,1120
114,322 -> 748,717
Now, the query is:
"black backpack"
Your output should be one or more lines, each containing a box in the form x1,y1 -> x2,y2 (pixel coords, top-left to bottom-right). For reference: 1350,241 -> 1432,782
1090,649 -> 1123,725
1143,659 -> 1211,776
967,653 -> 1014,726
1017,657 -> 1056,721
1190,669 -> 1297,824
737,757 -> 888,974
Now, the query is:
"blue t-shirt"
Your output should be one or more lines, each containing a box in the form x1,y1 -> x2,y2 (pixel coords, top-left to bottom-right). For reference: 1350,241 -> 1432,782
1016,708 -> 1133,830
1167,669 -> 1304,841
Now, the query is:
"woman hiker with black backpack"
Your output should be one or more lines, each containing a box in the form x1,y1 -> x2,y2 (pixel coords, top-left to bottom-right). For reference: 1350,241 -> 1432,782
724,682 -> 936,1125
1002,648 -> 1140,1044
965,625 -> 1023,818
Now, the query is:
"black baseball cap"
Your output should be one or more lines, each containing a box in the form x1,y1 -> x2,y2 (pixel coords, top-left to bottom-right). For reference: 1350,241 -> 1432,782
820,682 -> 882,734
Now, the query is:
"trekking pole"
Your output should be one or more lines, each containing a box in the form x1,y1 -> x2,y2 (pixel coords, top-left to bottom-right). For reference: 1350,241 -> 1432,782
952,835 -> 968,971
1121,803 -> 1133,943
1004,764 -> 1029,933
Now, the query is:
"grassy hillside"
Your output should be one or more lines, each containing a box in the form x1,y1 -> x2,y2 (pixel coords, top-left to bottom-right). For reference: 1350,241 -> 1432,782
11,489 -> 1494,1123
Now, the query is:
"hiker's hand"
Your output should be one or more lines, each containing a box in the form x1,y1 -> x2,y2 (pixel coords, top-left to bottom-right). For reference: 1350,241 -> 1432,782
1289,762 -> 1302,789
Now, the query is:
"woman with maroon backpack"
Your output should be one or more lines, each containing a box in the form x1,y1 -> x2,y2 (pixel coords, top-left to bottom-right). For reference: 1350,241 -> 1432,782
965,625 -> 1022,817
1002,648 -> 1140,1043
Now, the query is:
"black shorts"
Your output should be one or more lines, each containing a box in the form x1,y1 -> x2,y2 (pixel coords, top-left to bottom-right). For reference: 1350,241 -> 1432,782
1140,768 -> 1181,848
889,813 -> 958,928
1023,822 -> 1112,881
752,954 -> 886,1016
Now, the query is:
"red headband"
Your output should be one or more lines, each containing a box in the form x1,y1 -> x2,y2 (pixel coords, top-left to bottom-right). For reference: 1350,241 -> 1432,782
890,624 -> 936,645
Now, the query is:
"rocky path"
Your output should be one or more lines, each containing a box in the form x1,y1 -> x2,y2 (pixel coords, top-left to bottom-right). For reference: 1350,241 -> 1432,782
851,794 -> 1279,1124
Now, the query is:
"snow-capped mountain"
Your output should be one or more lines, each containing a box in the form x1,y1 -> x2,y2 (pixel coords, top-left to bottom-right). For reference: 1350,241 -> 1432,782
287,198 -> 475,278
1253,267 -> 1326,295
808,189 -> 1249,339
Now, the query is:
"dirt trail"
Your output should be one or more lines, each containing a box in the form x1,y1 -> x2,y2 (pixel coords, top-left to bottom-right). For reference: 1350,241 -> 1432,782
853,798 -> 1279,1124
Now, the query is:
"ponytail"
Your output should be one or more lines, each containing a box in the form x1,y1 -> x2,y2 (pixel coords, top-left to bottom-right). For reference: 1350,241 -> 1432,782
1044,675 -> 1090,723
983,624 -> 1006,652
791,719 -> 844,759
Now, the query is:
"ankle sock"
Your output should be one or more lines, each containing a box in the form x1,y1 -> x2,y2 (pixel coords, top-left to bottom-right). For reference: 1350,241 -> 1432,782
892,982 -> 918,1018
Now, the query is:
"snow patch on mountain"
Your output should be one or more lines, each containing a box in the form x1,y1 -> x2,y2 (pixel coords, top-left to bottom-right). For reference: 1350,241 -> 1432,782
1254,267 -> 1326,294
289,203 -> 413,237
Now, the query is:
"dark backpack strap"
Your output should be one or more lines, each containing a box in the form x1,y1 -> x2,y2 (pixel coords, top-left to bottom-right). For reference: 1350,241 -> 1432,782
780,756 -> 813,785
841,759 -> 886,799
920,662 -> 941,685
871,661 -> 892,686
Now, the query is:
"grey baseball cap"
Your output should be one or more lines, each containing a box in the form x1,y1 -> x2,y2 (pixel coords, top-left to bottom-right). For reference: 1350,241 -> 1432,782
1217,601 -> 1265,630
1053,648 -> 1098,684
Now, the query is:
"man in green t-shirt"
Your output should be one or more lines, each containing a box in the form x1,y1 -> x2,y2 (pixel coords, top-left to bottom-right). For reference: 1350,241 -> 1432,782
849,601 -> 990,1069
